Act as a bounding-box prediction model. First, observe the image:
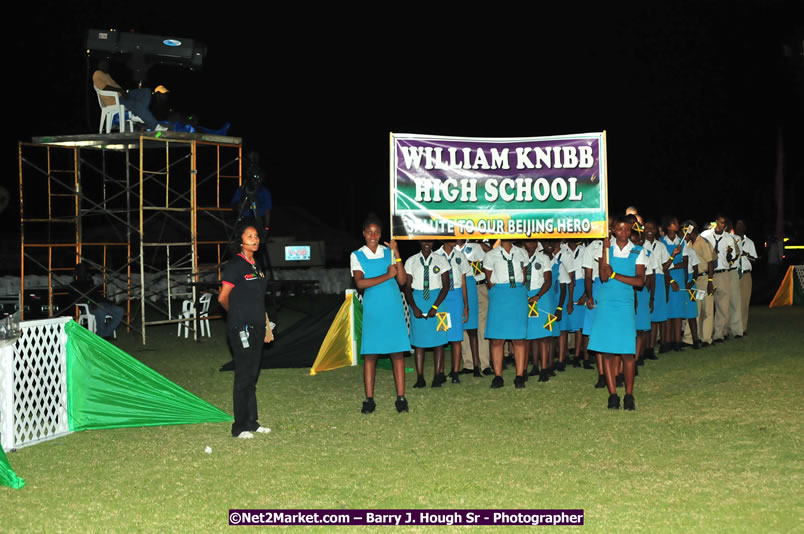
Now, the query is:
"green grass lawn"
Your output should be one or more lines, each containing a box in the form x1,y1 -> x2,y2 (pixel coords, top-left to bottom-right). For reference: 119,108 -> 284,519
2,305 -> 803,533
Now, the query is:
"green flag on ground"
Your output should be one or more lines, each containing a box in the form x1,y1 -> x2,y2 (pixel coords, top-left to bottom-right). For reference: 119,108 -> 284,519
0,447 -> 25,489
64,321 -> 232,431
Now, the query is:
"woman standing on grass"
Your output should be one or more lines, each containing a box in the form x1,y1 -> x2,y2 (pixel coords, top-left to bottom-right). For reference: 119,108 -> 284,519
350,214 -> 411,414
404,240 -> 451,388
587,216 -> 648,410
483,239 -> 529,389
218,222 -> 274,438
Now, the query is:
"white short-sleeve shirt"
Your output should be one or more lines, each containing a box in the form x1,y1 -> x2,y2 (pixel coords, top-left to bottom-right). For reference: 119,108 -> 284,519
644,239 -> 671,274
434,246 -> 471,289
525,251 -> 552,291
582,240 -> 603,279
554,249 -> 576,282
457,242 -> 487,282
610,240 -> 649,268
350,245 -> 389,276
483,245 -> 529,285
738,235 -> 757,272
404,251 -> 451,291
700,229 -> 737,271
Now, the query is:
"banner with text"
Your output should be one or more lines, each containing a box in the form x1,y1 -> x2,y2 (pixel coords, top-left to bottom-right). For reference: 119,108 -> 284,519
391,132 -> 608,240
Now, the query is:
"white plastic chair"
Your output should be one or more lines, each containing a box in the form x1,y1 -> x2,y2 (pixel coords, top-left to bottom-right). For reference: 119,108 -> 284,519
177,293 -> 212,338
94,87 -> 144,133
76,303 -> 96,333
77,303 -> 117,338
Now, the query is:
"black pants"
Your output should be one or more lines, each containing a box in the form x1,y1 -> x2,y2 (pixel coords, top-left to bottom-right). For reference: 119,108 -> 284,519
228,325 -> 265,435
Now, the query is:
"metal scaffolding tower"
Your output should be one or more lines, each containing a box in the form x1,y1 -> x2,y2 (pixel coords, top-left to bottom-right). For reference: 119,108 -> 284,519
18,131 -> 242,343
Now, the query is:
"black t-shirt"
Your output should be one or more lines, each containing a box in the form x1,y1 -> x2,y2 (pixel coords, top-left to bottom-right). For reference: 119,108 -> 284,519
221,254 -> 267,329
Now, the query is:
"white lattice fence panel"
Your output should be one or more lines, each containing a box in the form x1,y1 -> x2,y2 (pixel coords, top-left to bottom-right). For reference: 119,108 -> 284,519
0,317 -> 71,450
795,265 -> 804,292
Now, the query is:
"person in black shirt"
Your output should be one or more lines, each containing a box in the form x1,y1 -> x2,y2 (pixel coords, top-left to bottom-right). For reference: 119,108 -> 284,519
218,223 -> 273,439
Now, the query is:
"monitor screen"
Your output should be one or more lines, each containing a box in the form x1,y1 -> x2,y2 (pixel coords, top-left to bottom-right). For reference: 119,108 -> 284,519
285,245 -> 311,261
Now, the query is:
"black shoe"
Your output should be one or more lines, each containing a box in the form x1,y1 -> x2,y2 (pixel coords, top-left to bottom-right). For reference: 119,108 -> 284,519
594,375 -> 607,389
701,342 -> 711,347
615,374 -> 625,387
436,373 -> 447,385
451,373 -> 460,384
514,375 -> 526,389
608,394 -> 621,409
528,366 -> 540,376
659,343 -> 670,354
673,342 -> 683,352
571,357 -> 582,368
490,375 -> 504,389
538,370 -> 550,382
395,396 -> 408,413
583,360 -> 595,369
713,338 -> 724,343
637,358 -> 645,366
735,334 -> 743,339
623,394 -> 635,411
557,361 -> 567,372
431,375 -> 442,388
361,398 -> 376,414
548,366 -> 557,377
473,368 -> 482,378
645,349 -> 658,360
692,341 -> 701,350
459,368 -> 474,375
482,367 -> 494,376
413,375 -> 426,388
634,367 -> 639,377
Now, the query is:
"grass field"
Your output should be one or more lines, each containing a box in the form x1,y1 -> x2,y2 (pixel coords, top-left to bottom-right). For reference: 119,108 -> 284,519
2,303 -> 803,533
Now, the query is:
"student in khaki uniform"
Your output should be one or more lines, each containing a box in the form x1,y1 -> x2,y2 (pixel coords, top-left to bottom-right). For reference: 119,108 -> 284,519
700,216 -> 737,342
457,240 -> 492,375
725,219 -> 744,338
734,220 -> 758,334
682,221 -> 715,346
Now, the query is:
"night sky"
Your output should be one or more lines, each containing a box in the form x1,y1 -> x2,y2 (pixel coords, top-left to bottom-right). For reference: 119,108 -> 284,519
8,1 -> 804,251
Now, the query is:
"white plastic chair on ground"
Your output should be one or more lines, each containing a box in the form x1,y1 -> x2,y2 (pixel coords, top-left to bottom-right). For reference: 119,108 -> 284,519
76,303 -> 117,338
177,293 -> 212,338
94,87 -> 144,133
76,303 -> 96,333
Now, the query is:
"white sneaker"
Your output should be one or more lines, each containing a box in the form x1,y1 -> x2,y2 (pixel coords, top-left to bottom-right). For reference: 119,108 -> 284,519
255,426 -> 271,434
155,124 -> 169,131
236,431 -> 254,439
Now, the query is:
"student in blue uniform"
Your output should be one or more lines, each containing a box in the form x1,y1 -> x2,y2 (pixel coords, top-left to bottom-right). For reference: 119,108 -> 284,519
564,240 -> 588,368
681,220 -> 702,349
523,240 -> 554,382
588,216 -> 648,410
631,224 -> 652,367
404,241 -> 451,388
350,214 -> 411,414
435,240 -> 470,384
582,236 -> 606,388
643,220 -> 670,358
483,240 -> 529,389
660,216 -> 688,352
553,241 -> 575,372
457,239 -> 492,376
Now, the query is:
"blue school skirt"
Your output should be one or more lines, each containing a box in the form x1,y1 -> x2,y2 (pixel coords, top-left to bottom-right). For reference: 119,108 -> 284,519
485,283 -> 527,340
526,289 -> 552,340
464,276 -> 479,330
410,289 -> 448,348
442,288 -> 465,342
651,273 -> 668,323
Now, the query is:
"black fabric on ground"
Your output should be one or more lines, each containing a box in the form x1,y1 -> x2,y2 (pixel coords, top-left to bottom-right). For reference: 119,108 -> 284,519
219,297 -> 343,371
